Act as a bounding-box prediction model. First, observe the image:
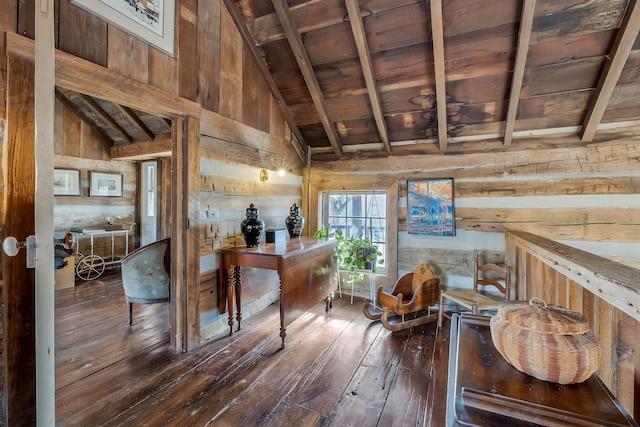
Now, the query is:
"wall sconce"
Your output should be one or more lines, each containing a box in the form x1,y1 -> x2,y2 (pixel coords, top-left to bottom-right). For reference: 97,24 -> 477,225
260,155 -> 292,181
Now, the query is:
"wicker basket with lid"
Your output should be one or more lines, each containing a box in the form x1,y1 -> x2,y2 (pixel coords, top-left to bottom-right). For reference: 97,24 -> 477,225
490,297 -> 601,385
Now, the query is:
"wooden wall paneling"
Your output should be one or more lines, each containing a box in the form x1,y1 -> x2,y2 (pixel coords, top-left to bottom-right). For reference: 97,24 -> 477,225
616,312 -> 639,418
3,55 -> 36,426
179,0 -> 198,101
197,0 -> 221,111
62,103 -> 81,157
568,279 -> 583,313
456,207 -> 640,243
56,0 -> 108,67
270,96 -> 286,138
598,300 -> 618,390
219,5 -> 243,121
54,98 -> 64,154
0,0 -> 18,119
16,0 -> 34,40
107,26 -> 149,83
258,74 -> 272,133
149,47 -> 179,95
242,45 -> 260,128
159,157 -> 172,239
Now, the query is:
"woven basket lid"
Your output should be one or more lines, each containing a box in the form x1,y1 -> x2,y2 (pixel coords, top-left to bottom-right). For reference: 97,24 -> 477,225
496,297 -> 589,335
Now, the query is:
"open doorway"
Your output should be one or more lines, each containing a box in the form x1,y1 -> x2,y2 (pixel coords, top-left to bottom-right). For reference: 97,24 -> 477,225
140,160 -> 158,246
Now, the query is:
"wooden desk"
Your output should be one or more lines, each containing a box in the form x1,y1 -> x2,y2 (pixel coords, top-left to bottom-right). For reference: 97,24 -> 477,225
447,314 -> 637,426
221,237 -> 338,348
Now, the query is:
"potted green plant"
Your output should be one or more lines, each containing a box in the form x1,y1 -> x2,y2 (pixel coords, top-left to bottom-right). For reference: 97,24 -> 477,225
314,229 -> 382,285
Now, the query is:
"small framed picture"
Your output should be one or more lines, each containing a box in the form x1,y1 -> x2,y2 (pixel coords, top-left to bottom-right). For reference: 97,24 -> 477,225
53,169 -> 81,196
90,172 -> 123,197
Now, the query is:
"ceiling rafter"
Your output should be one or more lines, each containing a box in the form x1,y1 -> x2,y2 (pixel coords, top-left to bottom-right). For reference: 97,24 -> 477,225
54,88 -> 114,144
429,0 -> 448,152
80,94 -> 133,144
115,104 -> 156,141
345,0 -> 391,154
222,0 -> 307,162
581,0 -> 640,141
271,0 -> 344,158
504,0 -> 536,147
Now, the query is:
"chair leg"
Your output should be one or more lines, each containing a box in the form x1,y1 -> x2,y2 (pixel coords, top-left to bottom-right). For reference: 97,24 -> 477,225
128,302 -> 133,326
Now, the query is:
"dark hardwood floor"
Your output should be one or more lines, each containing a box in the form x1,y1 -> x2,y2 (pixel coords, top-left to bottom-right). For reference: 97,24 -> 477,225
55,273 -> 451,426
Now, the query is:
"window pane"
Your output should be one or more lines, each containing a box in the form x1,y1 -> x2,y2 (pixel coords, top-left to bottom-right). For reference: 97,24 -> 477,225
346,217 -> 366,239
328,217 -> 346,237
328,194 -> 347,217
347,194 -> 366,217
368,194 -> 386,218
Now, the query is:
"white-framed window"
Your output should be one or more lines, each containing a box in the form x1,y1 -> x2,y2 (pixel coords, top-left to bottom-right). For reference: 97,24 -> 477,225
321,191 -> 388,271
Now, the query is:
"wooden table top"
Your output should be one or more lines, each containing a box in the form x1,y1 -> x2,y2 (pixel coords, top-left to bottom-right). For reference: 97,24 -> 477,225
446,314 -> 637,426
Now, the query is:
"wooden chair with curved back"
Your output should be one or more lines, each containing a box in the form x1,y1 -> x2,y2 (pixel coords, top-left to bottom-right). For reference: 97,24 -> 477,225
437,250 -> 511,328
364,263 -> 440,331
120,238 -> 171,325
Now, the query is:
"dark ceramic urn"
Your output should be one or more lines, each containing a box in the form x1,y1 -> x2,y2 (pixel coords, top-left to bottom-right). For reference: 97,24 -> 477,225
285,203 -> 305,238
241,203 -> 265,248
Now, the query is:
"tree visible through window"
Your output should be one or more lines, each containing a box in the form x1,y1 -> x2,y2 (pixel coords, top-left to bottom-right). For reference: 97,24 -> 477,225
322,191 -> 387,270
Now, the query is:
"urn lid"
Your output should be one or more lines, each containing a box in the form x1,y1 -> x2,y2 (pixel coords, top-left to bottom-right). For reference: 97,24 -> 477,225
245,203 -> 259,218
290,203 -> 300,214
496,298 -> 590,335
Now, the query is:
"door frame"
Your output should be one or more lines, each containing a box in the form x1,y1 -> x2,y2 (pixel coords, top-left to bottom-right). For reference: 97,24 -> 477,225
3,31 -> 202,421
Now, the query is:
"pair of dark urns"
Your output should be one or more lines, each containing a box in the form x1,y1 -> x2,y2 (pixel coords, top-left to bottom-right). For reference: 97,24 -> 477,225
241,203 -> 304,248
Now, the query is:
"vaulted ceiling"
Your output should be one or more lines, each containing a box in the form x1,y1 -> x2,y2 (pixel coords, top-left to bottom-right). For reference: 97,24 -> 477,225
225,0 -> 640,162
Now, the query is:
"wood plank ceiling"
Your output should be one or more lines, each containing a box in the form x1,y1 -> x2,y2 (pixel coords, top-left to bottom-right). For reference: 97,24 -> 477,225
225,0 -> 640,162
55,87 -> 173,159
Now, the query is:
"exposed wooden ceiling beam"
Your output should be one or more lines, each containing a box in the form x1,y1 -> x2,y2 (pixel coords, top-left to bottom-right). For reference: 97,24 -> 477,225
345,0 -> 391,154
581,0 -> 640,141
115,104 -> 156,141
430,0 -> 448,152
80,94 -> 133,144
222,0 -> 308,162
504,0 -> 536,147
110,133 -> 172,160
271,0 -> 344,158
54,88 -> 114,144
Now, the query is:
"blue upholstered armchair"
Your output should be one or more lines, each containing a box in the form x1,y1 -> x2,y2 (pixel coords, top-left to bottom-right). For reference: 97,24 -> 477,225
120,238 -> 170,325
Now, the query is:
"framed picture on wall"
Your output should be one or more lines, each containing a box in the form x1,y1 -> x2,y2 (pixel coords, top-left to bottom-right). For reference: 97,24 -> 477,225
53,169 -> 81,196
70,0 -> 175,56
407,178 -> 455,236
90,172 -> 123,197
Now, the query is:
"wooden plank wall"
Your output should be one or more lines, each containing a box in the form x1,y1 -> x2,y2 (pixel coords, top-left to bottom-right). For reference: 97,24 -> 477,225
309,138 -> 640,295
505,231 -> 640,420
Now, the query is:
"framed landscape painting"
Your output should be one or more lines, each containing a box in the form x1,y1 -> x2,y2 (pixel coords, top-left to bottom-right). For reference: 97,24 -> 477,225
90,172 -> 123,197
407,178 -> 455,236
53,169 -> 81,196
71,0 -> 175,55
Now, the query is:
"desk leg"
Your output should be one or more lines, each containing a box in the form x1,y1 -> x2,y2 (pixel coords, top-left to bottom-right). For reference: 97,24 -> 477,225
226,266 -> 236,336
325,291 -> 334,311
279,279 -> 286,349
235,266 -> 242,331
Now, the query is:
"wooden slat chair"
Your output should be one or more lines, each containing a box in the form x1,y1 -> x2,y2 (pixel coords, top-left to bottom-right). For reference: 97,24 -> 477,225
437,251 -> 511,328
364,263 -> 440,331
120,238 -> 171,325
